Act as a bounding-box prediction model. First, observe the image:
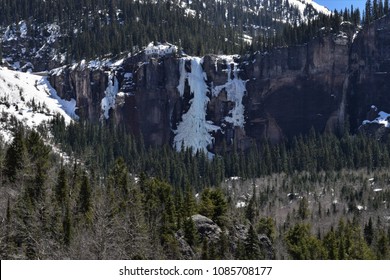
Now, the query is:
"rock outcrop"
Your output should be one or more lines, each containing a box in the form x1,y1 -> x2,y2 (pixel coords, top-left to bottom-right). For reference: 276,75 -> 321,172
191,214 -> 222,242
48,15 -> 390,152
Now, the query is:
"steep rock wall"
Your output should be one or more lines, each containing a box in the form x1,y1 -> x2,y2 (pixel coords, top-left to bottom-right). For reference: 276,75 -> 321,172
49,16 -> 390,153
348,16 -> 390,131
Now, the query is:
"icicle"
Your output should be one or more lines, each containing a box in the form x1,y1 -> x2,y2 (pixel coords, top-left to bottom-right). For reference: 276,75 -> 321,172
174,57 -> 220,155
101,72 -> 119,119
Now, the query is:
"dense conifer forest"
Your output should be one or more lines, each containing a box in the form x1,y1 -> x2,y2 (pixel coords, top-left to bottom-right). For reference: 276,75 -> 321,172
1,115 -> 390,259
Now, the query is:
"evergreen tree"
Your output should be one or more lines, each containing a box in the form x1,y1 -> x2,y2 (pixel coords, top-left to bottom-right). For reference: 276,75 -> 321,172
366,0 -> 373,23
245,185 -> 257,223
56,167 -> 68,206
364,217 -> 374,246
298,197 -> 309,220
183,216 -> 199,247
78,171 -> 92,223
257,217 -> 276,242
285,224 -> 326,260
245,224 -> 262,259
4,129 -> 26,182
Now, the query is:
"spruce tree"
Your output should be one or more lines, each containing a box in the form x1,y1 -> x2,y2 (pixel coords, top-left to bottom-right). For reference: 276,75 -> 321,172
245,224 -> 262,259
4,129 -> 26,182
56,167 -> 68,206
366,0 -> 373,23
78,171 -> 92,223
364,217 -> 374,246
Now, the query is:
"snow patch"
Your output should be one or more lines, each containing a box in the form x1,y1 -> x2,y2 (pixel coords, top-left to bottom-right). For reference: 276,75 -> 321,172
362,109 -> 390,127
46,24 -> 61,44
144,42 -> 178,57
236,201 -> 247,208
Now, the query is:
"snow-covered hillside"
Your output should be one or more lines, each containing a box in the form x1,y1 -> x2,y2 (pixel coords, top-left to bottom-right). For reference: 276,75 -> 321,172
0,67 -> 77,142
0,0 -> 331,73
287,0 -> 330,17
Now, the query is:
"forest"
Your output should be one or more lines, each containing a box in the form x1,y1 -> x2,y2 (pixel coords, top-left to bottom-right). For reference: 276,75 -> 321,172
0,116 -> 389,259
1,0 -> 383,61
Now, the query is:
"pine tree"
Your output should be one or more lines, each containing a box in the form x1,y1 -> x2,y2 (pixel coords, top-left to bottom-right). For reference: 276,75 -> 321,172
245,185 -> 257,223
78,171 -> 92,223
257,217 -> 276,242
373,0 -> 379,19
63,200 -> 72,246
245,224 -> 262,259
183,216 -> 198,247
364,217 -> 374,246
56,167 -> 68,206
366,0 -> 373,23
26,131 -> 50,203
298,197 -> 309,220
4,129 -> 26,182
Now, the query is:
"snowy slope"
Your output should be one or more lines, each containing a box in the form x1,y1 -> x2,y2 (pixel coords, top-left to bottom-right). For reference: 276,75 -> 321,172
287,0 -> 330,17
0,67 -> 77,142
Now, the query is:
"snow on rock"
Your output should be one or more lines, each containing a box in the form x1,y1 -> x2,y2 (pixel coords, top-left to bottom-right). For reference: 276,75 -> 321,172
19,21 -> 28,38
0,67 -> 77,142
236,201 -> 247,208
213,55 -> 247,128
356,205 -> 365,211
101,72 -> 119,119
333,31 -> 349,45
46,24 -> 61,44
362,108 -> 390,127
174,57 -> 220,157
144,42 -> 178,58
2,25 -> 17,41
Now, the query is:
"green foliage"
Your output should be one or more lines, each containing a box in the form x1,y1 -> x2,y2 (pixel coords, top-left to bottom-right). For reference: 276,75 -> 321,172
4,128 -> 26,182
78,172 -> 92,223
285,223 -> 326,260
183,217 -> 199,247
245,224 -> 263,259
257,217 -> 276,242
199,188 -> 227,227
2,107 -> 390,260
298,197 -> 310,220
364,0 -> 388,23
364,217 -> 374,246
56,167 -> 68,206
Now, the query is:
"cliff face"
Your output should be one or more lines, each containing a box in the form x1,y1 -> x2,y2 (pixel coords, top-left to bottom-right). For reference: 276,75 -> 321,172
49,16 -> 390,153
348,16 -> 390,131
242,32 -> 350,144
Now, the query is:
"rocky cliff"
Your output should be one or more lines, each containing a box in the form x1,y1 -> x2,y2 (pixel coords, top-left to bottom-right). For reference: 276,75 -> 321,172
48,16 -> 390,154
348,16 -> 390,132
